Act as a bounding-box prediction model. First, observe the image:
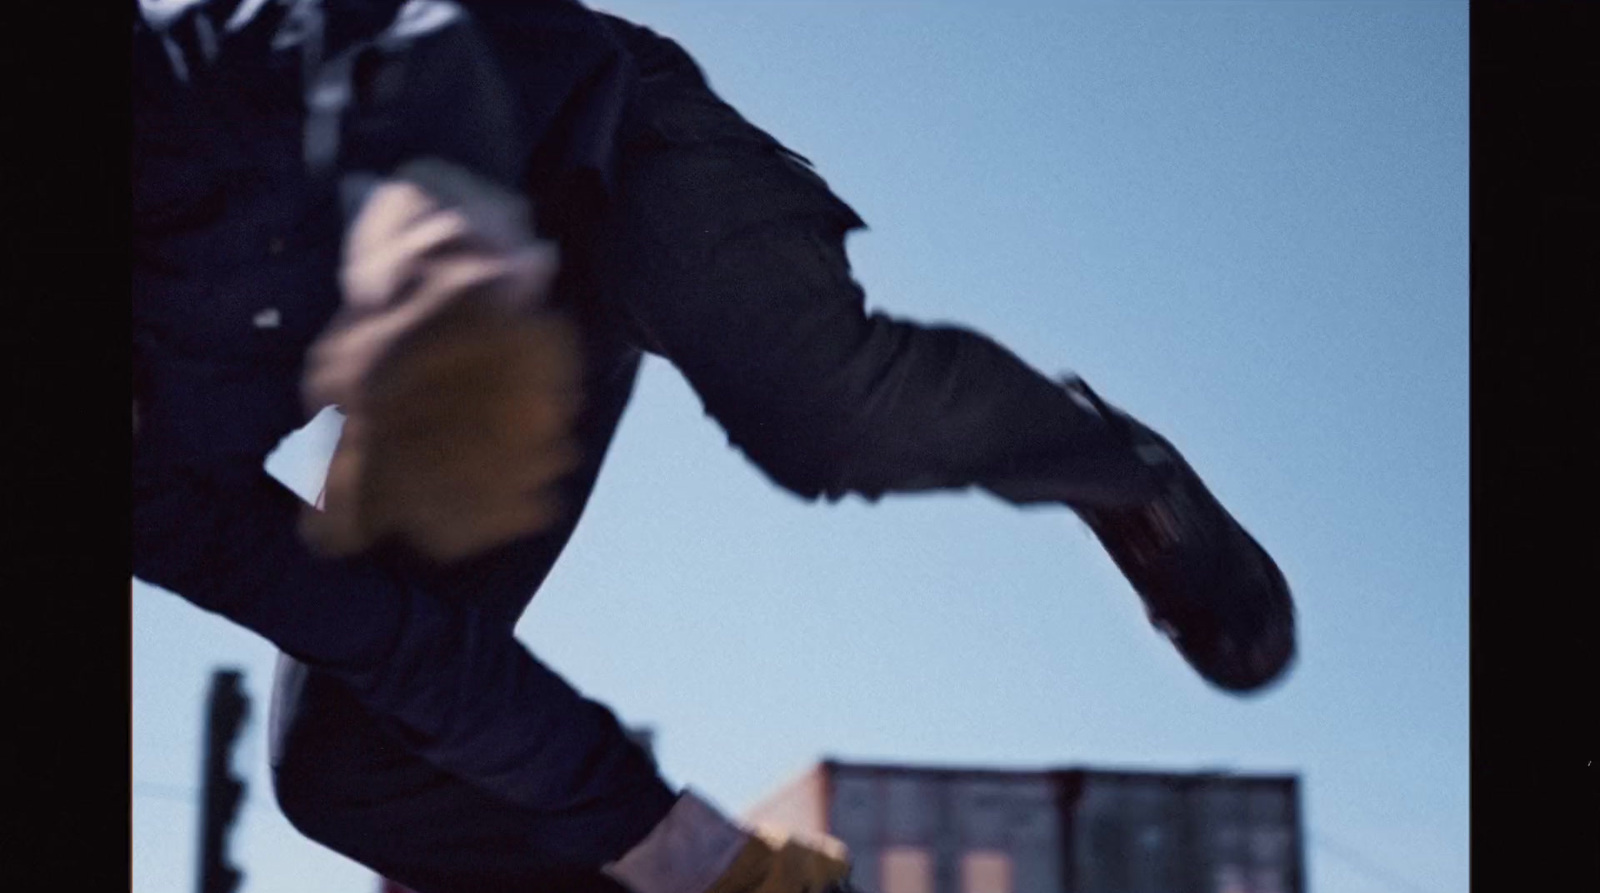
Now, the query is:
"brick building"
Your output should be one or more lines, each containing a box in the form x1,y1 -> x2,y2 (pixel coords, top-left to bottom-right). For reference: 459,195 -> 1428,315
745,760 -> 1304,893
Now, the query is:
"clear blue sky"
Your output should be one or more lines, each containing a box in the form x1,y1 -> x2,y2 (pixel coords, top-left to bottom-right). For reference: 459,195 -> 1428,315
132,2 -> 1468,892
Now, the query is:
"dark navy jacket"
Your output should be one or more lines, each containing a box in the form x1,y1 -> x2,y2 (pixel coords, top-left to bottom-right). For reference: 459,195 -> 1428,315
133,0 -> 685,860
132,0 -> 636,466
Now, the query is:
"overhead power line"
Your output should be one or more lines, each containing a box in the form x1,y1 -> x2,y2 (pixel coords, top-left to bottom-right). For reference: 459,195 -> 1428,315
1310,832 -> 1448,893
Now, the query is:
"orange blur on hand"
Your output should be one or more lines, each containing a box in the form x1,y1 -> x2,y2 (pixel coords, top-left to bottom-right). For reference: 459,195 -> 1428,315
298,160 -> 583,564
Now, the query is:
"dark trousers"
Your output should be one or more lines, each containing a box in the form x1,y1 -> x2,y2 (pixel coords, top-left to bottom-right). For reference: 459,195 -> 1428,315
268,20 -> 1161,893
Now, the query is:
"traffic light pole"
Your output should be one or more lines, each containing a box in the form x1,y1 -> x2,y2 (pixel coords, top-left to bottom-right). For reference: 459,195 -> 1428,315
196,669 -> 251,893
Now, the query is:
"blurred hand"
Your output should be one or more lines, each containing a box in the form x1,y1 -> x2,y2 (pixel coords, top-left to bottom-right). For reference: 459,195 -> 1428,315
705,826 -> 852,893
299,160 -> 583,563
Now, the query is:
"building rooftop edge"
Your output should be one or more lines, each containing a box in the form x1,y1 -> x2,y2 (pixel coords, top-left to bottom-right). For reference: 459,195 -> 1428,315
814,756 -> 1298,785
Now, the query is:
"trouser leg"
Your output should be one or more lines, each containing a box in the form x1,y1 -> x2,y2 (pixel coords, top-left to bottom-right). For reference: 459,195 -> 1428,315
586,26 -> 1161,513
591,168 -> 1161,510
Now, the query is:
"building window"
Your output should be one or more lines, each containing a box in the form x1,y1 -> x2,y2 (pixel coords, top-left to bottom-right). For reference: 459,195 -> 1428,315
1250,867 -> 1287,893
1212,863 -> 1288,893
880,846 -> 933,893
1248,827 -> 1290,866
1213,864 -> 1249,893
961,849 -> 1013,893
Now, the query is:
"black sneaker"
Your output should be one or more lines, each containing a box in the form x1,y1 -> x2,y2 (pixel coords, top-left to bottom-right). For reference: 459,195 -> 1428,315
1063,376 -> 1296,694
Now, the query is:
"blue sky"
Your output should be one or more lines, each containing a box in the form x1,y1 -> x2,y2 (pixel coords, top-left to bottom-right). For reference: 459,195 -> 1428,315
132,2 -> 1468,892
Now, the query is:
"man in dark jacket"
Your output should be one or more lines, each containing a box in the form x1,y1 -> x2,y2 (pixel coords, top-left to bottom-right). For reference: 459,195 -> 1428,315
132,2 -> 1295,892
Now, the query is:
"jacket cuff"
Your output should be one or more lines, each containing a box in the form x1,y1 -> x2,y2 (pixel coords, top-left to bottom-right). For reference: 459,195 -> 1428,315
603,789 -> 751,893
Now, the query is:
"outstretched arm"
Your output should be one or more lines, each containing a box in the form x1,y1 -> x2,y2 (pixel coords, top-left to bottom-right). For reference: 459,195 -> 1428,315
132,447 -> 674,864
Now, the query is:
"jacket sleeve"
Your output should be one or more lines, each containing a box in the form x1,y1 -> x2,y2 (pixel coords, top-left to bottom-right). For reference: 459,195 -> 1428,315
132,449 -> 675,863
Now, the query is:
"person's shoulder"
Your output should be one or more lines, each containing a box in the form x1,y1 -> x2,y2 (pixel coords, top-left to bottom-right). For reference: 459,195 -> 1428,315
586,10 -> 696,72
588,9 -> 649,40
